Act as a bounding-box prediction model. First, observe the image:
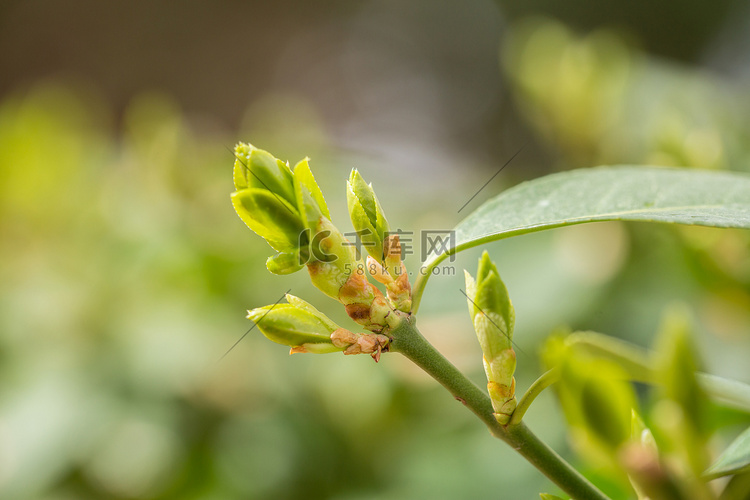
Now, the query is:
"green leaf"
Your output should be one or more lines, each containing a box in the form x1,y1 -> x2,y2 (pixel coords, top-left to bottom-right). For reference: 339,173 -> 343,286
349,169 -> 378,224
551,334 -> 637,458
706,426 -> 750,479
697,374 -> 750,414
347,169 -> 391,262
246,303 -> 341,353
284,293 -> 339,331
580,371 -> 633,450
231,188 -> 305,252
233,144 -> 296,205
465,251 -> 515,356
653,308 -> 708,436
293,158 -> 330,220
347,182 -> 378,241
413,166 -> 750,312
266,252 -> 304,275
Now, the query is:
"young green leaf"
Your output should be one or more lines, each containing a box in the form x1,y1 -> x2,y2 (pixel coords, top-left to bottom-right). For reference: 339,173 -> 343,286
246,301 -> 344,354
545,334 -> 637,471
231,188 -> 305,252
247,295 -> 389,359
233,144 -> 296,205
266,252 -> 304,275
578,362 -> 635,451
653,309 -> 708,436
292,158 -> 330,230
651,308 -> 712,481
705,426 -> 750,479
413,166 -> 750,312
347,169 -> 390,262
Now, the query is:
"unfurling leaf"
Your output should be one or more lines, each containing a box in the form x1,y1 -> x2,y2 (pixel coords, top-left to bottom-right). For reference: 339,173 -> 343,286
347,169 -> 390,262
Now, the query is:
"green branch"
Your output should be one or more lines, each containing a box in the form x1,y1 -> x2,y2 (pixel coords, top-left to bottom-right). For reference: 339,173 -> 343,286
510,368 -> 560,426
389,319 -> 610,500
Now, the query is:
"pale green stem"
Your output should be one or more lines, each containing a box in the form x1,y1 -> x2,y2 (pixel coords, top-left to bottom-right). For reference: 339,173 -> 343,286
569,331 -> 750,413
389,319 -> 610,500
506,333 -> 750,429
510,368 -> 560,426
567,331 -> 654,382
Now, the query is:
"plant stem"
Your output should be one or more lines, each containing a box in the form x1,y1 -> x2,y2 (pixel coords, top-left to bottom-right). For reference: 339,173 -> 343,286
510,368 -> 560,426
390,319 -> 610,500
570,331 -> 750,413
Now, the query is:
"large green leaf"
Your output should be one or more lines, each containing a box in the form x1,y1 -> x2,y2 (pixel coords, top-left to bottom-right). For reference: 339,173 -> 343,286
705,426 -> 750,479
413,166 -> 750,312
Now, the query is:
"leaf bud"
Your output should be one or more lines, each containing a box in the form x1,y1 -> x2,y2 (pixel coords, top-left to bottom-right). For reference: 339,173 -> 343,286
464,251 -> 517,423
346,169 -> 390,262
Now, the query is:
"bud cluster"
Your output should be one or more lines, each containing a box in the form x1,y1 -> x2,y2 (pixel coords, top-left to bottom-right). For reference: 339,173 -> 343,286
347,170 -> 412,313
231,143 -> 338,274
231,143 -> 414,359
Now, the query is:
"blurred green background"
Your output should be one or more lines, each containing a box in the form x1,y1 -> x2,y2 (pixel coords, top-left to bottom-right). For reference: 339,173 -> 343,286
2,1 -> 750,498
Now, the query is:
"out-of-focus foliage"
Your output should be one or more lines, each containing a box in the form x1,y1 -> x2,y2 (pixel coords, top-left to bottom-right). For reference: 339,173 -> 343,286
0,83 -> 559,499
2,3 -> 750,499
542,310 -> 749,500
503,18 -> 750,171
707,426 -> 750,479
